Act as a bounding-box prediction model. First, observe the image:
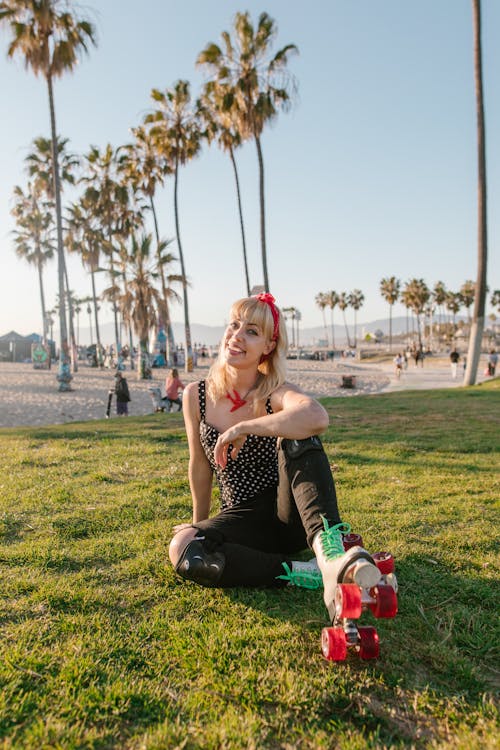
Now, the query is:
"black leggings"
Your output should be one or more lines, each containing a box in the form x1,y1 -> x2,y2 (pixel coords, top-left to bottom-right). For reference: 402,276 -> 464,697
192,436 -> 341,587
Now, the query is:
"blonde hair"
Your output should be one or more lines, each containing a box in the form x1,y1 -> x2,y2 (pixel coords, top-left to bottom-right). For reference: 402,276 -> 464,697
206,296 -> 288,408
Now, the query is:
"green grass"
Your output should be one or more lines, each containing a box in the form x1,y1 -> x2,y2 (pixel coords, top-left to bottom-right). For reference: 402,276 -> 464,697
1,381 -> 499,749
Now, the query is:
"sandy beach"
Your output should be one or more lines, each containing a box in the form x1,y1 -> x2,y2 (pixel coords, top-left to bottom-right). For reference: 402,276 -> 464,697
0,354 -> 490,429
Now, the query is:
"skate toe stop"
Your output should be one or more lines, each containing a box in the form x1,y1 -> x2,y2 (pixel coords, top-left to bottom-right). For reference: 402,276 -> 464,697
352,560 -> 381,589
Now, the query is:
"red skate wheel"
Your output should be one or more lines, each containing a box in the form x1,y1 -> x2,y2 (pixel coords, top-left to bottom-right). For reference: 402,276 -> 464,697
358,626 -> 380,660
368,584 -> 398,618
335,583 -> 362,619
343,533 -> 363,550
321,627 -> 347,661
372,552 -> 395,574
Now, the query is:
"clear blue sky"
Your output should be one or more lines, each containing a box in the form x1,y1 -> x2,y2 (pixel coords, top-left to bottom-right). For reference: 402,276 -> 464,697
1,0 -> 499,340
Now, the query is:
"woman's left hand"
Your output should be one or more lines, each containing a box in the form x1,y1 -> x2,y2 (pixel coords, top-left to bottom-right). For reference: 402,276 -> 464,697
214,424 -> 247,468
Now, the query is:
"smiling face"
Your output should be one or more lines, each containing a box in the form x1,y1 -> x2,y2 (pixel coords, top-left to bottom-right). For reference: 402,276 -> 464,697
223,316 -> 275,369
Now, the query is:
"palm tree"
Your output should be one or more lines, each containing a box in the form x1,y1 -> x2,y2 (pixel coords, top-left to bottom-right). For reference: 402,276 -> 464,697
145,81 -> 202,372
325,291 -> 339,351
26,135 -> 79,194
197,11 -> 298,292
315,292 -> 329,345
81,144 -> 132,357
11,182 -> 55,343
432,281 -> 447,342
445,291 -> 462,342
401,279 -> 431,350
282,306 -> 298,348
337,292 -> 352,348
460,280 -> 476,324
490,290 -> 500,314
25,134 -> 80,370
348,289 -> 365,349
0,0 -> 96,390
380,276 -> 401,351
121,126 -> 178,363
465,0 -> 488,386
65,195 -> 105,367
117,234 -> 163,379
197,83 -> 250,295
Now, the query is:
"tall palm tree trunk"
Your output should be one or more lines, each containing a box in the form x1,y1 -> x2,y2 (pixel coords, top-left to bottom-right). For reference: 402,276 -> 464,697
63,256 -> 78,372
342,310 -> 351,348
108,241 -> 121,356
173,155 -> 193,372
416,314 -> 423,350
255,135 -> 270,292
90,268 -> 103,367
321,309 -> 328,345
229,145 -> 250,296
465,0 -> 488,386
389,306 -> 393,352
138,336 -> 149,379
330,310 -> 336,350
37,259 -> 48,344
128,325 -> 135,370
150,195 -> 174,364
47,74 -> 72,390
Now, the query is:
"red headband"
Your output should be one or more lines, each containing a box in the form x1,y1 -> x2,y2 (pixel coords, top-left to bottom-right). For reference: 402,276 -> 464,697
255,292 -> 279,341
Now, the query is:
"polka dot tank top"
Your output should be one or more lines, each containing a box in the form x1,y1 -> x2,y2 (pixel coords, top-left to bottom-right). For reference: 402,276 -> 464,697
198,380 -> 278,509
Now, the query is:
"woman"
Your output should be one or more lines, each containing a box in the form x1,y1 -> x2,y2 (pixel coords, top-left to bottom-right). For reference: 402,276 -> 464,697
164,368 -> 185,411
168,293 -> 379,621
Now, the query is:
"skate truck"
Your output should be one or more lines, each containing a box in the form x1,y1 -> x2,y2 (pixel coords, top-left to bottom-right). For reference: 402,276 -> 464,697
321,532 -> 398,662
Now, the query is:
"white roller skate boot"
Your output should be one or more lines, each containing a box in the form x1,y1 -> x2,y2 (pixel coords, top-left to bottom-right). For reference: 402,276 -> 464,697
312,516 -> 381,621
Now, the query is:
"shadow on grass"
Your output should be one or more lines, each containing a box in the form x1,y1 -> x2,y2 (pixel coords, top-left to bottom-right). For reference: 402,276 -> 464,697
220,553 -> 498,698
0,414 -> 186,445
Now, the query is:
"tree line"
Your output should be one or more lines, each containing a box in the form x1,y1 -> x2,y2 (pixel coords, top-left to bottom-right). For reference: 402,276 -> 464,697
1,1 -> 297,385
1,1 -> 493,387
315,279 -> 499,351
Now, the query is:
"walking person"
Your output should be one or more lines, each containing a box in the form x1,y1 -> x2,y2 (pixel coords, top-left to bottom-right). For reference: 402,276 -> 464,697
168,293 -> 381,623
114,371 -> 131,416
450,349 -> 460,379
487,350 -> 498,377
393,353 -> 404,379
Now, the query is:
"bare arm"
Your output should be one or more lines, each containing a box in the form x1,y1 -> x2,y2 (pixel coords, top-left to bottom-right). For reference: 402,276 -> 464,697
182,381 -> 214,523
214,383 -> 329,468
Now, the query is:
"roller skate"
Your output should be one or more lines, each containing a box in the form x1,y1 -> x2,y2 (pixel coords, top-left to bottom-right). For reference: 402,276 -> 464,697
313,517 -> 398,661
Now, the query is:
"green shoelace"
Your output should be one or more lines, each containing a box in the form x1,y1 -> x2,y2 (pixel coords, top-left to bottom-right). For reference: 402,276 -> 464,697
276,562 -> 323,590
319,516 -> 351,560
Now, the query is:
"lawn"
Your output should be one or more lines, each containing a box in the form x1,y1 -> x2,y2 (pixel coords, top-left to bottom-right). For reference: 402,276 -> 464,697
0,381 -> 499,749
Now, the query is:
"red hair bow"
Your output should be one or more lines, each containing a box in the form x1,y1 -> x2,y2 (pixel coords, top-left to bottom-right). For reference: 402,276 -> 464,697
256,292 -> 279,341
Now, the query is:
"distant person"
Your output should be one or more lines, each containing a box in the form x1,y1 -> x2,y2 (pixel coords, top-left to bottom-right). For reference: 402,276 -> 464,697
450,349 -> 460,379
114,371 -> 131,416
487,350 -> 498,377
165,368 -> 185,411
415,347 -> 425,368
393,353 -> 404,378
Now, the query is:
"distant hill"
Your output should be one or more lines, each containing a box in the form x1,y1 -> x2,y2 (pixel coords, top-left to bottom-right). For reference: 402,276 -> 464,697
76,315 -> 434,348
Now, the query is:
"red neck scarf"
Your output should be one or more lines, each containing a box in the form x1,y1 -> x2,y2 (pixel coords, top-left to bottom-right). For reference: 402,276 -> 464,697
226,389 -> 248,412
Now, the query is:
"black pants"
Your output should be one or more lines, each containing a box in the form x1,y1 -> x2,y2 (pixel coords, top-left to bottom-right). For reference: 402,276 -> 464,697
193,436 -> 341,587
